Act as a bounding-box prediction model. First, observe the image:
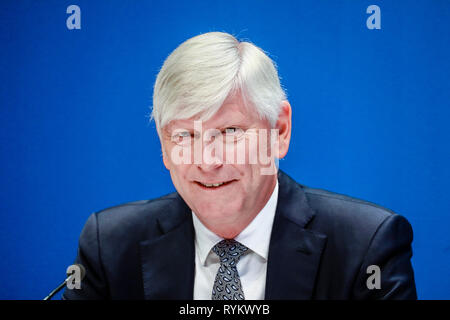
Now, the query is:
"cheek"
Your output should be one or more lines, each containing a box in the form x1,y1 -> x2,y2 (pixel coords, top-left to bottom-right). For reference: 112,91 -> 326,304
223,131 -> 271,166
168,165 -> 190,191
161,143 -> 173,168
232,133 -> 258,165
225,139 -> 247,164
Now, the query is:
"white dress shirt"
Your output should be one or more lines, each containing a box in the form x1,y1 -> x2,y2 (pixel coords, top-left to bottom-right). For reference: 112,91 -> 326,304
192,180 -> 279,300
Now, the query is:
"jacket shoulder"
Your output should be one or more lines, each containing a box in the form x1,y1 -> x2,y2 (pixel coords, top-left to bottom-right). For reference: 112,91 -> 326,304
295,184 -> 415,299
300,184 -> 404,258
303,185 -> 396,225
92,192 -> 182,242
278,170 -> 397,230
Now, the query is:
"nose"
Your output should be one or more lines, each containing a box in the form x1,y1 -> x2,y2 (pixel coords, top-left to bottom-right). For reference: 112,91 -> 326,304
196,136 -> 224,172
197,157 -> 223,172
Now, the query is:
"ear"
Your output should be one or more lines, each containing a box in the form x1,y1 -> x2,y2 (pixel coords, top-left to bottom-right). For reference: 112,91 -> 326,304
275,101 -> 292,159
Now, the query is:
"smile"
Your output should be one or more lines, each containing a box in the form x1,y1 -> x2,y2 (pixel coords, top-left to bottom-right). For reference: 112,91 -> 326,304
194,180 -> 236,189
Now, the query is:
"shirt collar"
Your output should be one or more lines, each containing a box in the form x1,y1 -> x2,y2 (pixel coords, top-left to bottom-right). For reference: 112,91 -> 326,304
192,180 -> 279,266
192,210 -> 223,266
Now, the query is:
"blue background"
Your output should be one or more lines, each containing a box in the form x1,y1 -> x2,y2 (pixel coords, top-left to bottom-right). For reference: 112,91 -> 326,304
0,0 -> 449,299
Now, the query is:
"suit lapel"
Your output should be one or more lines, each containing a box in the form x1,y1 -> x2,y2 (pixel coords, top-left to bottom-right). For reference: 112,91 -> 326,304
139,171 -> 326,300
265,171 -> 328,299
140,195 -> 195,299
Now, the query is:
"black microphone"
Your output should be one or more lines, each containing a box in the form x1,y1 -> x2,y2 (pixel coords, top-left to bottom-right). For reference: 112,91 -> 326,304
43,264 -> 86,300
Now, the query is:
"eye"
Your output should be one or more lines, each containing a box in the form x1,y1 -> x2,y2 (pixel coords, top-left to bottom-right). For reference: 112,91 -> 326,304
172,131 -> 192,145
224,127 -> 236,134
223,127 -> 244,142
224,127 -> 243,135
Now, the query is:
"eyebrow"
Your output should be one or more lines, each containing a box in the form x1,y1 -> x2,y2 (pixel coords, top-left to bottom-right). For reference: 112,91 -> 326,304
217,121 -> 249,130
163,112 -> 250,135
211,113 -> 250,129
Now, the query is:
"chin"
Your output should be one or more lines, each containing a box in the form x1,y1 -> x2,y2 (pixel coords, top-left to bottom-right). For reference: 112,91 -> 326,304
195,199 -> 242,218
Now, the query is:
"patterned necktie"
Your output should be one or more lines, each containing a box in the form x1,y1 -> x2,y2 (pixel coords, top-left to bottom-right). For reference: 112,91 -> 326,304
211,239 -> 248,300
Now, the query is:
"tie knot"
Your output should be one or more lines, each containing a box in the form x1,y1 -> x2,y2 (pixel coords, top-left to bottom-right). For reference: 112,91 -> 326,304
212,239 -> 248,266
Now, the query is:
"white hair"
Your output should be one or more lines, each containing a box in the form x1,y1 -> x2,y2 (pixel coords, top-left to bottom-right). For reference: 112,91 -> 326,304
151,32 -> 286,135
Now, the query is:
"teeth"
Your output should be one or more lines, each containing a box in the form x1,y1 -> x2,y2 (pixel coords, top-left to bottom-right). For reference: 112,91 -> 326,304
201,182 -> 225,188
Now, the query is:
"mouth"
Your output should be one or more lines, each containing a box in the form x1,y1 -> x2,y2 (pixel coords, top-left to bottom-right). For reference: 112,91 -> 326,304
194,179 -> 237,190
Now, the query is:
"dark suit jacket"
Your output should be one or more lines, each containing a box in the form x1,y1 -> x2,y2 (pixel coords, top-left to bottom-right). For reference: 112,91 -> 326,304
63,170 -> 417,300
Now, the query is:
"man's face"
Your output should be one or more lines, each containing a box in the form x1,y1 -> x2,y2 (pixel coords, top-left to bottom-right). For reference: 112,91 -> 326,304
159,93 -> 291,238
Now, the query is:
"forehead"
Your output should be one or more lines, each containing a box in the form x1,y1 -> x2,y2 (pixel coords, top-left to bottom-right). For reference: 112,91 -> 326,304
164,94 -> 268,132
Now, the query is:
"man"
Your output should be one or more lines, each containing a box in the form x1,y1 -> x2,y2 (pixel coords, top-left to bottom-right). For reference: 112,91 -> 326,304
63,32 -> 416,300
